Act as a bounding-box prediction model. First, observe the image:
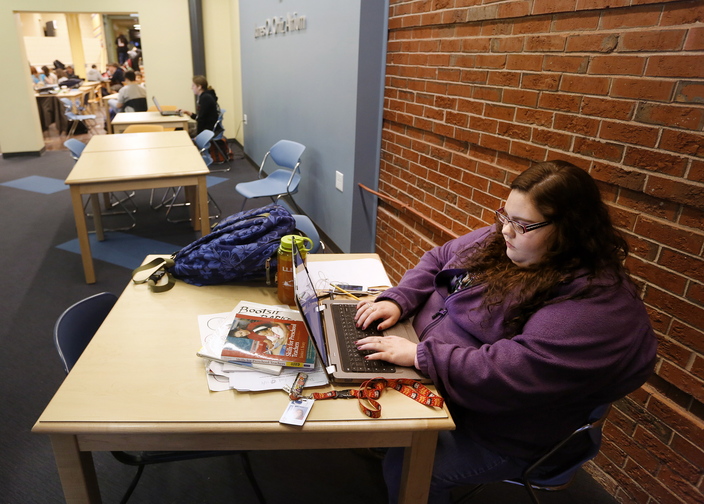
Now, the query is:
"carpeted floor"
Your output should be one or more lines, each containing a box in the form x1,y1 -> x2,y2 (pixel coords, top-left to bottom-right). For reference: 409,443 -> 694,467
0,144 -> 618,503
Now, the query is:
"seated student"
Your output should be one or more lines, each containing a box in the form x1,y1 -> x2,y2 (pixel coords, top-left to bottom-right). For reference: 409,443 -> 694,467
110,70 -> 147,117
64,65 -> 78,79
55,68 -> 68,85
179,75 -> 222,136
30,65 -> 45,85
86,64 -> 104,82
354,160 -> 657,504
41,65 -> 57,85
106,62 -> 125,92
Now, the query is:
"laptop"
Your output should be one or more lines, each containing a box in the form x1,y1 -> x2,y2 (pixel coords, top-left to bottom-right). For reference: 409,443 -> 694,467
152,96 -> 182,116
292,246 -> 429,383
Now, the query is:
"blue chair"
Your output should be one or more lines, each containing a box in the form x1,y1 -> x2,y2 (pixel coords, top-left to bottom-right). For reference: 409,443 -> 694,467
236,140 -> 305,211
63,139 -> 136,231
458,403 -> 612,504
209,108 -> 232,172
277,200 -> 324,254
60,97 -> 97,136
163,130 -> 221,223
53,293 -> 266,504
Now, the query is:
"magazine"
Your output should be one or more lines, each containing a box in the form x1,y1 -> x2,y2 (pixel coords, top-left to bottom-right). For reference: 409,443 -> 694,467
220,301 -> 317,369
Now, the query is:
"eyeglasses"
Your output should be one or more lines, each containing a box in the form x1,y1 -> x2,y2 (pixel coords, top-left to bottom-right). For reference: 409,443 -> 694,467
495,207 -> 551,234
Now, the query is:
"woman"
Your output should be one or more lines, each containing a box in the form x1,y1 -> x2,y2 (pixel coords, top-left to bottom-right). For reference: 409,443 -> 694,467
41,65 -> 57,85
180,75 -> 221,136
30,65 -> 45,85
355,161 -> 657,503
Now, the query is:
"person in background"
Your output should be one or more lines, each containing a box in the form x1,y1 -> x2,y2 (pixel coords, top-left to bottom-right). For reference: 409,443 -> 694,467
109,70 -> 147,117
106,62 -> 125,92
86,64 -> 103,82
41,65 -> 57,85
30,65 -> 45,85
354,160 -> 658,503
179,75 -> 221,136
64,65 -> 78,79
55,68 -> 68,85
116,33 -> 129,65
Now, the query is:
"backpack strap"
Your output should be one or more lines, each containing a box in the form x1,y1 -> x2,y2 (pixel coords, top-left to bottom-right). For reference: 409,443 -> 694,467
131,257 -> 176,293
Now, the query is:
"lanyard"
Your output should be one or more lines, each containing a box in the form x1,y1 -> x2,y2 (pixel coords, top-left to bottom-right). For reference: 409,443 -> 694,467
308,378 -> 445,419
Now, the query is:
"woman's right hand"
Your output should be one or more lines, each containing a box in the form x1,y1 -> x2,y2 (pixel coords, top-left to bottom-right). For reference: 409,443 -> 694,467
354,300 -> 401,331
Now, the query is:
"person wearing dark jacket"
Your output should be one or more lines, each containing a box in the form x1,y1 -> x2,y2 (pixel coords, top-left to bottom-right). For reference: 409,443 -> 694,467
354,161 -> 658,503
180,75 -> 221,135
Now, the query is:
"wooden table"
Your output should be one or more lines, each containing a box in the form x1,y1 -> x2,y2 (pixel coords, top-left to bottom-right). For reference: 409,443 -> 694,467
82,130 -> 194,153
35,88 -> 91,132
111,111 -> 191,134
33,254 -> 454,504
64,133 -> 210,284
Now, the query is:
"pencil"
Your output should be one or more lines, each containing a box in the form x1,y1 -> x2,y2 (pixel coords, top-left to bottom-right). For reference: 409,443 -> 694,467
332,284 -> 361,301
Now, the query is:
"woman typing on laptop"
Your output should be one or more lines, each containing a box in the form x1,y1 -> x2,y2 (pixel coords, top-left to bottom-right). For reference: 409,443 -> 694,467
355,161 -> 657,503
179,75 -> 222,136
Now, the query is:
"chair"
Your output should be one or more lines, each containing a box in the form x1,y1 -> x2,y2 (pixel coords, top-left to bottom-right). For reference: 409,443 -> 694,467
235,140 -> 305,211
60,97 -> 98,136
122,124 -> 164,133
123,97 -> 148,112
457,404 -> 612,504
63,139 -> 137,231
53,293 -> 267,504
277,200 -> 324,253
163,130 -> 221,223
209,108 -> 231,172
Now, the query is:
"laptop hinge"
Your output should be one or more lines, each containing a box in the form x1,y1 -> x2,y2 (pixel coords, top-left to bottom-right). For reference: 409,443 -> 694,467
326,365 -> 337,374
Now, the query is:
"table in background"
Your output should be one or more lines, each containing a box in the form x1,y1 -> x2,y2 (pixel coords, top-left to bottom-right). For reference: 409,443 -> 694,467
64,133 -> 210,284
111,111 -> 191,134
101,92 -> 118,133
33,254 -> 454,504
35,88 -> 90,132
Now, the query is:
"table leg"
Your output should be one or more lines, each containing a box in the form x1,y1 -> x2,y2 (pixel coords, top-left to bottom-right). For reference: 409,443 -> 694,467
196,176 -> 210,236
50,435 -> 102,503
70,187 -> 96,284
398,431 -> 439,504
90,195 -> 105,241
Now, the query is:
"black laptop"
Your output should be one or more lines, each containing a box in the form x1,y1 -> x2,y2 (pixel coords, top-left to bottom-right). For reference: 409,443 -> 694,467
152,96 -> 182,116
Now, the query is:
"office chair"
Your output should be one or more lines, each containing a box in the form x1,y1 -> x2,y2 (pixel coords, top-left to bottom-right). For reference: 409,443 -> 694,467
53,293 -> 267,504
123,97 -> 148,112
209,108 -> 231,172
122,124 -> 165,133
456,403 -> 612,504
63,139 -> 137,231
60,97 -> 98,136
277,200 -> 324,253
235,140 -> 305,211
163,130 -> 221,223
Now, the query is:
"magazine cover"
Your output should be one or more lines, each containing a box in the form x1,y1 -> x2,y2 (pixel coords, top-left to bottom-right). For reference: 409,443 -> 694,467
220,301 -> 316,368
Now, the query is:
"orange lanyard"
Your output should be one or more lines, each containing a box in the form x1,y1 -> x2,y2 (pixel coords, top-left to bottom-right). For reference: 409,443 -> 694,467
310,378 -> 444,419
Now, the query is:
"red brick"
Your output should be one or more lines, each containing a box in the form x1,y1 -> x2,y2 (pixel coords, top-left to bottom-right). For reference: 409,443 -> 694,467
687,282 -> 704,308
566,33 -> 619,53
532,0 -> 577,15
589,162 -> 646,191
629,257 -> 688,298
490,36 -> 523,53
480,20 -> 512,37
459,69 -> 489,84
620,29 -> 688,52
475,54 -> 507,69
616,186 -> 679,221
611,77 -> 675,102
554,113 -> 599,136
502,88 -> 539,107
512,15 -> 553,35
599,5 -> 661,29
506,54 -> 544,71
497,121 -> 531,141
671,433 -> 704,475
552,11 -> 600,32
497,1 -> 531,19
688,160 -> 704,183
462,37 -> 491,52
661,2 -> 704,27
487,71 -> 520,87
473,86 -> 502,102
521,73 -> 560,91
533,128 -> 573,150
623,146 -> 688,177
515,107 -> 555,127
684,26 -> 704,50
644,175 -> 704,211
645,55 -> 704,79
674,81 -> 704,105
437,68 -> 461,82
577,0 -> 630,9
581,96 -> 635,120
509,140 -> 548,161
485,103 -> 515,121
543,54 -> 589,73
525,34 -> 567,52
588,55 -> 646,76
538,92 -> 582,112
478,133 -> 511,154
560,74 -> 610,95
635,103 -> 704,131
601,122 -> 659,148
658,360 -> 704,403
469,115 -> 498,134
659,249 -> 704,284
659,129 -> 704,157
573,137 -> 624,162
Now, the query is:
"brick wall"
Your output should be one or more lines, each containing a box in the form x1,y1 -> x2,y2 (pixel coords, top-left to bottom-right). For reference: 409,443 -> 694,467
377,1 -> 703,503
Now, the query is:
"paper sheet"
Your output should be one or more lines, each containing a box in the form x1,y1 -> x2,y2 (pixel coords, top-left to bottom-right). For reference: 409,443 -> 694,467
305,259 -> 392,291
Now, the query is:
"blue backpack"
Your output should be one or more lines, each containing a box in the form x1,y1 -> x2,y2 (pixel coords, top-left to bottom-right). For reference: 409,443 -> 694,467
132,204 -> 296,290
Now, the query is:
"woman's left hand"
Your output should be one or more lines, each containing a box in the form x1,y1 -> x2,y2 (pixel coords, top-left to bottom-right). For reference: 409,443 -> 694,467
355,336 -> 417,367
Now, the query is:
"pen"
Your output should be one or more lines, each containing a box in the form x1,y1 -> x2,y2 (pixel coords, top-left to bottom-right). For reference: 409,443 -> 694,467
332,284 -> 361,301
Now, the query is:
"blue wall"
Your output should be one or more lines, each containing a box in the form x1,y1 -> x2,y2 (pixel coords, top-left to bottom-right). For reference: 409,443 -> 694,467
239,0 -> 388,252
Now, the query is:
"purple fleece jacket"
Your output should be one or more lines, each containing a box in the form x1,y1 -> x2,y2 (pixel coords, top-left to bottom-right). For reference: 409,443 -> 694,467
378,226 -> 657,458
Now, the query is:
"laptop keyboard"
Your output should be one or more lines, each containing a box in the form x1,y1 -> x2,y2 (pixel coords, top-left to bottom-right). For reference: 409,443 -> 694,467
331,304 -> 395,374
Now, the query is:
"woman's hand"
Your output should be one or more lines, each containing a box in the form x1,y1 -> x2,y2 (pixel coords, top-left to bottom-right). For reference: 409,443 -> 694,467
354,300 -> 401,331
355,336 -> 417,367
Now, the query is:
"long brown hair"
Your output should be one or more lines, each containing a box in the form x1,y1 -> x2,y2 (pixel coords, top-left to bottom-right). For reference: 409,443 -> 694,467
460,160 -> 631,336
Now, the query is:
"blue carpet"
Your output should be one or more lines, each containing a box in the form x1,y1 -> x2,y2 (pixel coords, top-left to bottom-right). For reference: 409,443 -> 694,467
56,232 -> 180,270
207,175 -> 227,187
1,175 -> 68,194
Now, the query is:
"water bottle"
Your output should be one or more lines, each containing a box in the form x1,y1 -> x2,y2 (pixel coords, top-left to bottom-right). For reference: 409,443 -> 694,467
277,235 -> 314,305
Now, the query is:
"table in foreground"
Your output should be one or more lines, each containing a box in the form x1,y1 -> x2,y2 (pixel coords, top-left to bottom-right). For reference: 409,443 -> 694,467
33,254 -> 455,504
111,110 -> 191,133
64,135 -> 210,284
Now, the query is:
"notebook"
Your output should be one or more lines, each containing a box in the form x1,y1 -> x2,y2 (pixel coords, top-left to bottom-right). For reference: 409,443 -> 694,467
293,246 -> 429,383
152,96 -> 182,116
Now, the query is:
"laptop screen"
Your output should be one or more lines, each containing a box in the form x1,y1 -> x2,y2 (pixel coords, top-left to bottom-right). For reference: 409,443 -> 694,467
152,96 -> 162,112
292,246 -> 329,368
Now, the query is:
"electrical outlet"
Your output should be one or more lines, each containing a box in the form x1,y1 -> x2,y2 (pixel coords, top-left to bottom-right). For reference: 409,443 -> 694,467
243,114 -> 248,124
335,171 -> 344,192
